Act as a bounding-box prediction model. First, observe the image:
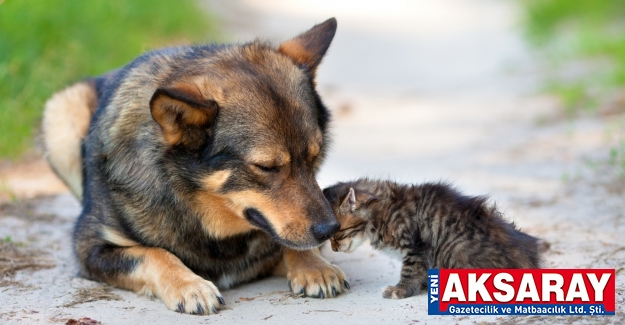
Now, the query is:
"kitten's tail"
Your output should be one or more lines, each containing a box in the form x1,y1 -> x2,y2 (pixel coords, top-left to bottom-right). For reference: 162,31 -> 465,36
536,238 -> 550,253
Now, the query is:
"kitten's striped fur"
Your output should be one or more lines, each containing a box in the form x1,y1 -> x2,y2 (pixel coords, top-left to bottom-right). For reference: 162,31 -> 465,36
323,179 -> 545,299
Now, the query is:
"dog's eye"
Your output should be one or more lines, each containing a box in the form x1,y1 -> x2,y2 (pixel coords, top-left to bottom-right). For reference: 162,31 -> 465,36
253,164 -> 280,173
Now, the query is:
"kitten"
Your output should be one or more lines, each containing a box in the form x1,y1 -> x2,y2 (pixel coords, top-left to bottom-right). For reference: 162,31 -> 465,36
322,179 -> 546,299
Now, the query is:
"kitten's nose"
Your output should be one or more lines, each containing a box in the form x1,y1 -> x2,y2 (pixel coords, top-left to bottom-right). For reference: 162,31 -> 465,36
330,238 -> 339,251
311,221 -> 340,242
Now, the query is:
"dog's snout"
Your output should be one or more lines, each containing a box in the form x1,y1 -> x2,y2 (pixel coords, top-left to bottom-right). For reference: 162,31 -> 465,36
311,221 -> 340,242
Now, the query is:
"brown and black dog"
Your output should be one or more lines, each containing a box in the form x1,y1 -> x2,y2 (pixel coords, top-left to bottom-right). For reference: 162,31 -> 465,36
42,18 -> 348,315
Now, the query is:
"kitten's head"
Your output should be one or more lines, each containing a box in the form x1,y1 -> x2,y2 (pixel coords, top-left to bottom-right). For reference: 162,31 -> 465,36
323,183 -> 377,253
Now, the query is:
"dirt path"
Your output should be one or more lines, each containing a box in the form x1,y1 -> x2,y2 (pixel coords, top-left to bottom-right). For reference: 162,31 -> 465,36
1,0 -> 624,324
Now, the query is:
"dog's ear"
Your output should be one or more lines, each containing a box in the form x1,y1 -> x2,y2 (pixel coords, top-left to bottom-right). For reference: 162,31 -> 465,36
279,17 -> 337,77
150,84 -> 218,146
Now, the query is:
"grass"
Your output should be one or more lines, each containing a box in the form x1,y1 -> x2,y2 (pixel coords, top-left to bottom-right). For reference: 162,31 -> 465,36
0,180 -> 17,202
0,0 -> 218,159
544,81 -> 594,115
609,140 -> 625,172
0,237 -> 54,278
522,0 -> 625,113
61,286 -> 122,308
522,0 -> 625,171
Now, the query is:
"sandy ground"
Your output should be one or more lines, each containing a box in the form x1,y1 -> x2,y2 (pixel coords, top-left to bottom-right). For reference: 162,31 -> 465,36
1,0 -> 624,324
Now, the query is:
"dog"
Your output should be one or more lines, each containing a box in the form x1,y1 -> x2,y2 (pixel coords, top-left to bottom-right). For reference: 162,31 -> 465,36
42,18 -> 348,315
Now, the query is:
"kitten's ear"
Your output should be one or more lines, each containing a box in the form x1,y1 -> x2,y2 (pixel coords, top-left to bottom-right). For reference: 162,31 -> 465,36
340,187 -> 378,212
340,187 -> 357,212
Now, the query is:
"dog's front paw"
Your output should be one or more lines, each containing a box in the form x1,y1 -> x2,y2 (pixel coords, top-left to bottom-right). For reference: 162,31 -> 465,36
287,261 -> 349,299
161,275 -> 225,315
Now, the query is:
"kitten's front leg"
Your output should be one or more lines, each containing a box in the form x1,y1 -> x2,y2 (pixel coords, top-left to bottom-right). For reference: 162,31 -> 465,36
382,249 -> 427,299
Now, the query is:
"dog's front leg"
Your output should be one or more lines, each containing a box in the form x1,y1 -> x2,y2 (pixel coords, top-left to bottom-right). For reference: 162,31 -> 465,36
279,248 -> 349,298
82,244 -> 224,314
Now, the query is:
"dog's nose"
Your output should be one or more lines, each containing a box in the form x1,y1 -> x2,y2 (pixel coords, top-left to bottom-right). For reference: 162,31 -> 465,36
311,221 -> 340,242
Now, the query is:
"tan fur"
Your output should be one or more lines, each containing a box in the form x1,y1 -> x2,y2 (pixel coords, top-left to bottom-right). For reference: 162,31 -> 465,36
271,257 -> 288,277
202,170 -> 232,191
278,41 -> 312,70
42,82 -> 97,199
102,227 -> 139,247
282,248 -> 348,297
151,84 -> 217,146
121,246 -> 223,314
196,171 -> 261,240
310,129 -> 324,167
190,76 -> 227,103
193,191 -> 256,239
224,189 -> 314,244
277,18 -> 336,77
308,143 -> 320,161
247,148 -> 291,167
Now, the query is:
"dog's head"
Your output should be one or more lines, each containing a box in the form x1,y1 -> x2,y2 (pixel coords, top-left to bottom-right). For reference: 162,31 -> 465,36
149,19 -> 339,249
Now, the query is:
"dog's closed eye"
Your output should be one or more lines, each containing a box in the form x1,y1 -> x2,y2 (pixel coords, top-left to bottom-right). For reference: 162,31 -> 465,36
252,164 -> 280,173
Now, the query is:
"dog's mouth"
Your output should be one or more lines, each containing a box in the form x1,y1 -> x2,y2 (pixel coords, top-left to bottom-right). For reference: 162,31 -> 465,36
244,208 -> 272,233
243,208 -> 322,250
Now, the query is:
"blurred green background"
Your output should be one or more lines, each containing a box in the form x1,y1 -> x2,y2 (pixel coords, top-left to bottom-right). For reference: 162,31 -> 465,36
0,0 -> 216,159
523,0 -> 625,114
522,0 -> 625,170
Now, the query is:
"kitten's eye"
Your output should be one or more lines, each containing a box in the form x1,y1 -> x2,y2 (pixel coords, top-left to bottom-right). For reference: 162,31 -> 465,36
252,164 -> 280,173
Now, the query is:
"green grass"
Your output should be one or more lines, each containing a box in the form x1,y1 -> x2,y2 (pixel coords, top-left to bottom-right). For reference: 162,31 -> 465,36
522,0 -> 625,171
544,81 -> 594,115
522,0 -> 625,113
609,139 -> 625,173
0,0 -> 218,159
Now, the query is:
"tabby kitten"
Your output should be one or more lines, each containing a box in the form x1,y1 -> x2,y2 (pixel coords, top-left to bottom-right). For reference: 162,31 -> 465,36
322,179 -> 545,299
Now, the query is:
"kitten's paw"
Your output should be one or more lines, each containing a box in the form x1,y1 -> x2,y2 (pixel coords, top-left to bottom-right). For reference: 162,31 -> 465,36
160,275 -> 224,315
382,285 -> 415,299
287,261 -> 349,299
